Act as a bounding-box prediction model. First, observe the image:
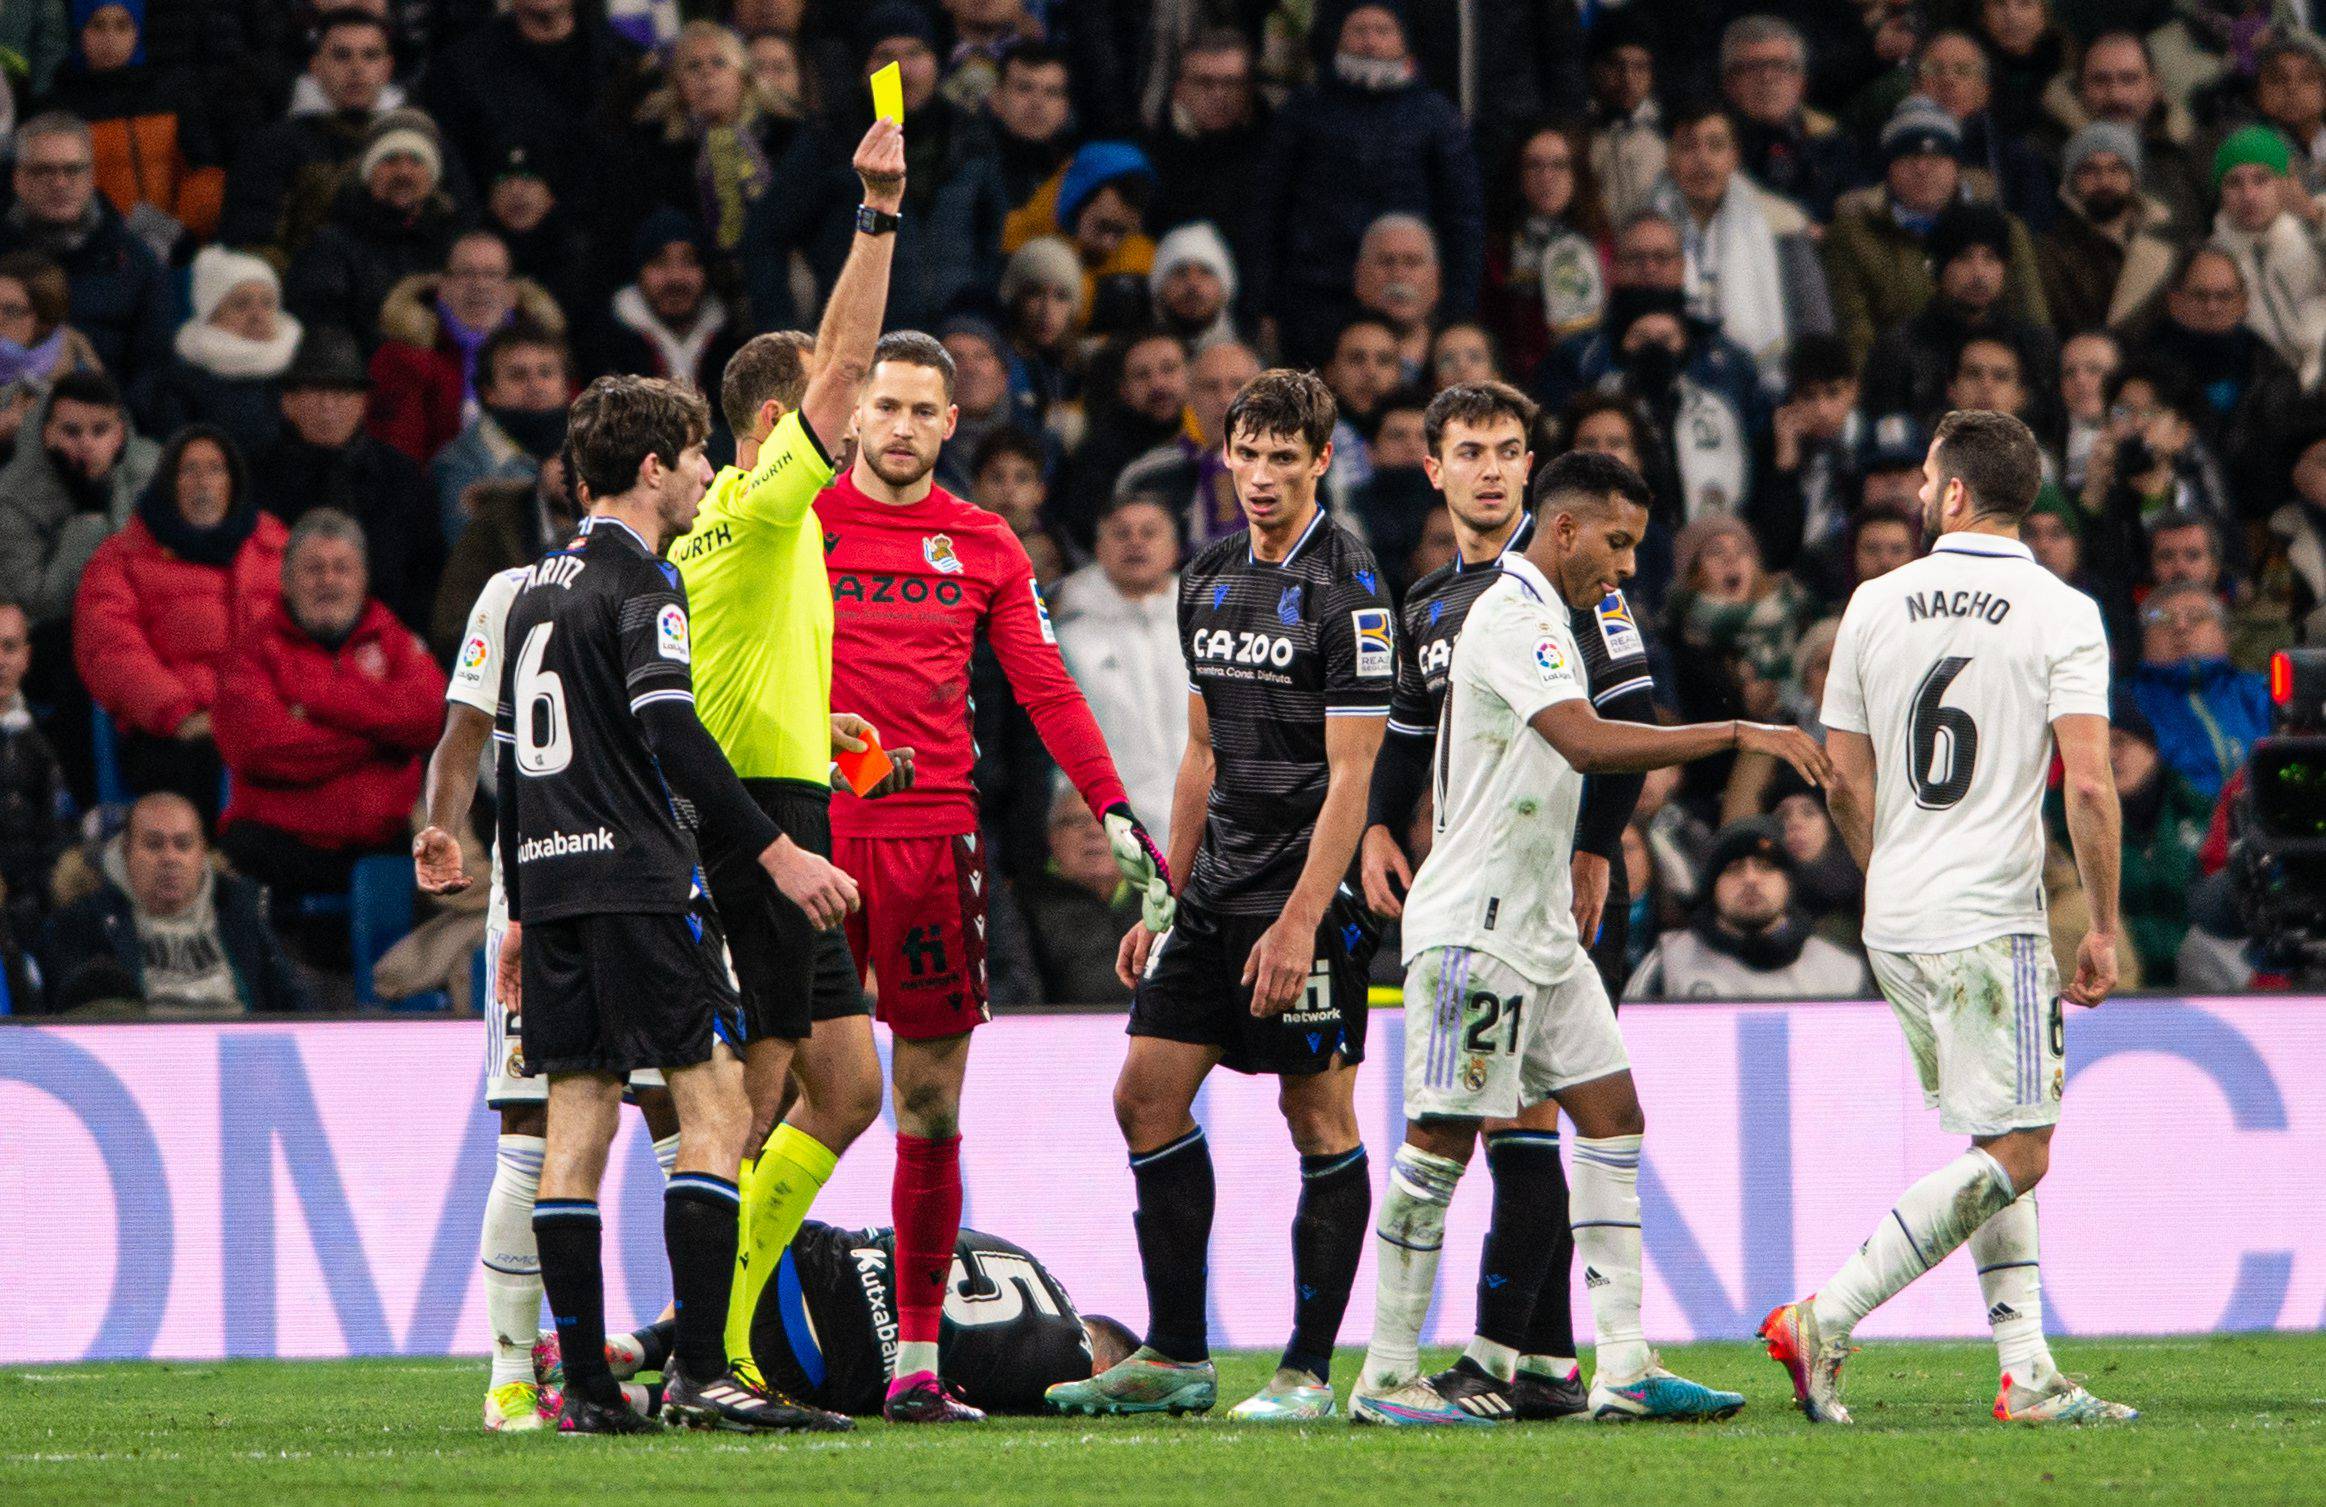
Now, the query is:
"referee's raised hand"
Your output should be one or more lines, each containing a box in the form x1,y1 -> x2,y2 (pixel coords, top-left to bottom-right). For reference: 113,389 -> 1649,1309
854,117 -> 906,213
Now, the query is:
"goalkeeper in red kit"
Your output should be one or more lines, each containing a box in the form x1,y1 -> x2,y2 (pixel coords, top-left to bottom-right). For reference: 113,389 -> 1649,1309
820,330 -> 1172,1422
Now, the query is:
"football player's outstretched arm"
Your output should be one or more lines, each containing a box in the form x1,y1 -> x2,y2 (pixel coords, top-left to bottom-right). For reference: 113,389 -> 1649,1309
2054,712 -> 2121,1007
1117,694 -> 1213,987
1530,700 -> 1832,786
414,702 -> 490,894
1245,712 -> 1384,1017
1823,728 -> 1877,871
795,119 -> 906,447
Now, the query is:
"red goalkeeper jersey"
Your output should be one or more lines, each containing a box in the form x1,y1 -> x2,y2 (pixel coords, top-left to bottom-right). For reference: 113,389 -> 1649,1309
821,470 -> 1128,839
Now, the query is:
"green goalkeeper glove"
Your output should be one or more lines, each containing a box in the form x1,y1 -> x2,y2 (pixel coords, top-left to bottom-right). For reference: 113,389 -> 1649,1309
1103,804 -> 1176,932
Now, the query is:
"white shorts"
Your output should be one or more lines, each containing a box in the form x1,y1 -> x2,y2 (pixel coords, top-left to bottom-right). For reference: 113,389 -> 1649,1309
1869,934 -> 2063,1137
1402,946 -> 1627,1121
483,911 -> 664,1107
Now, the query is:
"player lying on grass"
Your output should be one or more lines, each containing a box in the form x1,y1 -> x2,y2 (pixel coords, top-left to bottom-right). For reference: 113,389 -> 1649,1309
537,1221 -> 1140,1418
1760,409 -> 2136,1427
1352,450 -> 1830,1426
1359,381 -> 1662,1422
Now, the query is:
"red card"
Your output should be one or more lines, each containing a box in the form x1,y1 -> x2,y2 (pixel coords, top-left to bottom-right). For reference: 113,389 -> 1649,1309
834,732 -> 894,797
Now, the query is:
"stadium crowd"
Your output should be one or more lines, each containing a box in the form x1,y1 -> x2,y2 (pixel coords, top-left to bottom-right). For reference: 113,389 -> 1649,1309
0,0 -> 2315,1014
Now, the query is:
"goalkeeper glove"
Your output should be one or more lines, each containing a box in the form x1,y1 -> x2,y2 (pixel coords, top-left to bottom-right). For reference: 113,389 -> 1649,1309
1103,804 -> 1176,932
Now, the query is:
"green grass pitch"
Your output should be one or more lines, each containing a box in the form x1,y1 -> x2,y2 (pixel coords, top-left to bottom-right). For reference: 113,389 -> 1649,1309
6,1337 -> 2323,1506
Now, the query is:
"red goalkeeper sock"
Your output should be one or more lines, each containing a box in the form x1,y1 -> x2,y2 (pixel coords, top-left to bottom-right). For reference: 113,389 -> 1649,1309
890,1133 -> 962,1385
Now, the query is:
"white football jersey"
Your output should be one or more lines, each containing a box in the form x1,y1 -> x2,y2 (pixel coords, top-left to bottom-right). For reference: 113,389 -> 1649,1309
445,569 -> 527,930
1400,555 -> 1590,986
1822,533 -> 2110,954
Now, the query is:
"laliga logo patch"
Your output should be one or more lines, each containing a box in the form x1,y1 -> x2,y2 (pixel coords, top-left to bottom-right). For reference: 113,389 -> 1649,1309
657,603 -> 690,662
459,633 -> 490,671
1533,634 -> 1567,684
1351,607 -> 1393,679
923,533 -> 964,574
1595,591 -> 1643,658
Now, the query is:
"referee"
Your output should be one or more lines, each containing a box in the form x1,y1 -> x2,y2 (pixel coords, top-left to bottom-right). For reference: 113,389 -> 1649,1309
669,117 -> 909,1396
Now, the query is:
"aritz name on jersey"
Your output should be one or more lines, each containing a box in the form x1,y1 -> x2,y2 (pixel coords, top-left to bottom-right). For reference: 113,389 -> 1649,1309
1905,587 -> 2013,625
1192,626 -> 1298,672
522,554 -> 586,591
831,571 -> 968,607
517,826 -> 616,863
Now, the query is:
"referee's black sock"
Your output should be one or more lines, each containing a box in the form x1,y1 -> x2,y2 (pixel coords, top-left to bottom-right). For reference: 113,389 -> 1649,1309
1476,1130 -> 1566,1352
535,1200 -> 622,1407
1131,1127 -> 1215,1365
1282,1147 -> 1370,1382
664,1173 -> 743,1380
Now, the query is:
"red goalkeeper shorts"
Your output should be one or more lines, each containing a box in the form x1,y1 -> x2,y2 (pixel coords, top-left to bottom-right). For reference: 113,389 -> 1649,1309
835,831 -> 992,1040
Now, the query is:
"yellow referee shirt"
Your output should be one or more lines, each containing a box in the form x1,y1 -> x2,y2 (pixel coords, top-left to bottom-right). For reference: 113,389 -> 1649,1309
671,410 -> 836,783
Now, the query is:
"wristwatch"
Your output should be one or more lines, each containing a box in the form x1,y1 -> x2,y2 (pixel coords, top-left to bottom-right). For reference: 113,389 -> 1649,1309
855,204 -> 900,236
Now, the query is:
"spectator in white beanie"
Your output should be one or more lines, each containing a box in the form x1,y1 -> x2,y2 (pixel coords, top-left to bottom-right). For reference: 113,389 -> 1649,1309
1000,235 -> 1085,418
1149,221 -> 1239,347
156,246 -> 305,462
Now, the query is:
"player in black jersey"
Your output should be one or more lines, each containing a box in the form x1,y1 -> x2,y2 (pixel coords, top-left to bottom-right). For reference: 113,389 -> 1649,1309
1359,388 -> 1665,1423
493,375 -> 852,1437
556,1222 -> 1140,1416
1048,370 -> 1391,1423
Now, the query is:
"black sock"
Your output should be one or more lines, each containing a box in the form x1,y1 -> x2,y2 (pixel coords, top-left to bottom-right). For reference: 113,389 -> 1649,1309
664,1173 -> 742,1379
634,1316 -> 678,1374
1476,1130 -> 1566,1351
535,1199 -> 620,1407
1513,1138 -> 1578,1368
1282,1147 -> 1370,1381
1131,1128 -> 1215,1364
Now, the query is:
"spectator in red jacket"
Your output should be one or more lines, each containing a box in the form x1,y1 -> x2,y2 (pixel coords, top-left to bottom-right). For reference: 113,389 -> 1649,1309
213,508 -> 444,956
74,423 -> 287,820
364,229 -> 567,467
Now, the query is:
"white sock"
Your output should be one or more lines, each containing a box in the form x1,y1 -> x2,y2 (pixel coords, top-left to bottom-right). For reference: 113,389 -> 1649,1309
894,1340 -> 940,1379
1816,1148 -> 2015,1338
1569,1135 -> 1647,1382
1969,1192 -> 2055,1387
481,1134 -> 545,1388
1463,1335 -> 1519,1382
1359,1144 -> 1463,1388
1520,1354 -> 1579,1380
652,1133 -> 681,1180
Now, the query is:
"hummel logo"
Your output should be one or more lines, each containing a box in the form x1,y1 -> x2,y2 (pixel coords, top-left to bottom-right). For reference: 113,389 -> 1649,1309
1584,1266 -> 1610,1290
1987,1302 -> 2020,1324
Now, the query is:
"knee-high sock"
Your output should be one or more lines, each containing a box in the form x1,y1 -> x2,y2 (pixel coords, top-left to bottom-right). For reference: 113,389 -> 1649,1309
481,1134 -> 545,1388
534,1199 -> 618,1407
1816,1148 -> 2016,1339
1359,1143 -> 1463,1389
1475,1130 -> 1565,1374
725,1124 -> 839,1370
1131,1127 -> 1215,1364
663,1172 -> 741,1378
1569,1135 -> 1648,1382
1284,1147 -> 1369,1381
1969,1191 -> 2054,1385
891,1132 -> 963,1382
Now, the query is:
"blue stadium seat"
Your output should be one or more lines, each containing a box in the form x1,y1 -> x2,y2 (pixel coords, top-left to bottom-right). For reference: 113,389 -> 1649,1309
91,707 -> 127,810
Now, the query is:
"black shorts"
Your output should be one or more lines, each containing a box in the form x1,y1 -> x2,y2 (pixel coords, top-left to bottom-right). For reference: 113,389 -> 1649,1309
1128,887 -> 1380,1076
522,905 -> 740,1076
704,779 -> 867,1043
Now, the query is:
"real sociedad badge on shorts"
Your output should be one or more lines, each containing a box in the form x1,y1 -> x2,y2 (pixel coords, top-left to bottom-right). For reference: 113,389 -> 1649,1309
924,533 -> 964,574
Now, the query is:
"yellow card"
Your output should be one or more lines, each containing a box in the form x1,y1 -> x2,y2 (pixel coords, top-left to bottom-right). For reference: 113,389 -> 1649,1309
870,62 -> 903,124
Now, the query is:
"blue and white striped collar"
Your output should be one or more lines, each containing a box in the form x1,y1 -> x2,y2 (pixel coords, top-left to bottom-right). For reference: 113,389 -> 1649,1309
1932,532 -> 2032,562
579,514 -> 653,555
1453,510 -> 1535,575
1496,550 -> 1559,604
1249,503 -> 1327,567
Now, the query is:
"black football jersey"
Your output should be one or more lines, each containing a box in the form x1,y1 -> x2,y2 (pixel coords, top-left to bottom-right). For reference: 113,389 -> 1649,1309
1389,514 -> 1656,739
756,1222 -> 1092,1415
494,517 -> 703,921
1177,509 -> 1394,913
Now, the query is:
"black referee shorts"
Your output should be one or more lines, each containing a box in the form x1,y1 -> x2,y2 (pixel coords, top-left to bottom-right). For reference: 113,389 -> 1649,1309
522,903 -> 739,1076
703,778 -> 867,1043
1128,887 -> 1381,1076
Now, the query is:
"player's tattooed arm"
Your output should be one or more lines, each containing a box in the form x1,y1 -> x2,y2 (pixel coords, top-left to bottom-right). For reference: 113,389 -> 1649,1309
2055,712 -> 2122,1007
1822,729 -> 1877,872
414,702 -> 490,893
